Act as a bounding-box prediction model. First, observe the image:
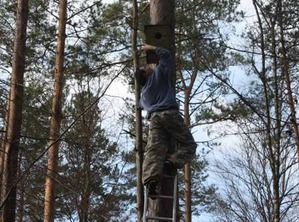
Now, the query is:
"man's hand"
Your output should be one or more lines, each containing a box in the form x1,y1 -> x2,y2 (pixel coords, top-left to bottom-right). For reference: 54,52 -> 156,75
141,44 -> 157,51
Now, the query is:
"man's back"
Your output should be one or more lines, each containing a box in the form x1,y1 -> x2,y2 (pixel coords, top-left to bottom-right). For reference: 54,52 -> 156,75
140,46 -> 178,116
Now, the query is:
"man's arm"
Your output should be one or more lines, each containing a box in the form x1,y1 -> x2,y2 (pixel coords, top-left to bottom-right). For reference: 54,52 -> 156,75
141,44 -> 171,65
141,44 -> 157,51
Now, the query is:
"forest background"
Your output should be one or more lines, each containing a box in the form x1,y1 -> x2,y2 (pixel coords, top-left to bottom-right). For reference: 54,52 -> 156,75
0,0 -> 299,221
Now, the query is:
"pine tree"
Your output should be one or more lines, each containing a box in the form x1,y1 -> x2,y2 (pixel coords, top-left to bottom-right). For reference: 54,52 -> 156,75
0,0 -> 29,221
209,0 -> 299,221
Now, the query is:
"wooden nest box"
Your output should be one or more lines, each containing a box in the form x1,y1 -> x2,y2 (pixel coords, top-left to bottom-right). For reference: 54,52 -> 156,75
144,25 -> 172,64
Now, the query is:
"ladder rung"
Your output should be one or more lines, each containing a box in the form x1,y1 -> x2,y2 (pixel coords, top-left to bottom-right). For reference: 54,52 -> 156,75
148,194 -> 174,199
145,215 -> 173,221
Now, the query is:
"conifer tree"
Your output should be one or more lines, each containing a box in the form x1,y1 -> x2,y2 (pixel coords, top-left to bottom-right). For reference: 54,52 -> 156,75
0,0 -> 29,221
43,0 -> 67,220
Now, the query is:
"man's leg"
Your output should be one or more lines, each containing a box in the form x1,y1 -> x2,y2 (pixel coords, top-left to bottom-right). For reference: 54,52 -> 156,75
161,110 -> 197,168
142,114 -> 170,185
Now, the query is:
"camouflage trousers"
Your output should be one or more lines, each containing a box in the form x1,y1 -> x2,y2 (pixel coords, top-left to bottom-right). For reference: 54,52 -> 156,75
143,109 -> 197,185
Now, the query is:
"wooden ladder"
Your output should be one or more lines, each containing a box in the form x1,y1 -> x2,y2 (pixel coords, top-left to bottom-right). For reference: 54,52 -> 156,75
143,173 -> 178,222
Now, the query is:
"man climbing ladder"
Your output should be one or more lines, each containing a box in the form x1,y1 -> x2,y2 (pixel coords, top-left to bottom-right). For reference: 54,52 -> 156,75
135,44 -> 197,197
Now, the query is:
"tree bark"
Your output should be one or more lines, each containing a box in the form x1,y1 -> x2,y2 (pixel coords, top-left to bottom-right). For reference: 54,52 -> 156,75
132,0 -> 144,221
43,1 -> 67,221
0,93 -> 10,200
277,0 -> 299,163
0,0 -> 28,221
149,1 -> 177,221
184,89 -> 192,222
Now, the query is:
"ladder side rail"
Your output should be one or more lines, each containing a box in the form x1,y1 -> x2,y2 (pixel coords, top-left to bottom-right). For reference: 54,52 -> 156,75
143,189 -> 148,222
172,173 -> 178,222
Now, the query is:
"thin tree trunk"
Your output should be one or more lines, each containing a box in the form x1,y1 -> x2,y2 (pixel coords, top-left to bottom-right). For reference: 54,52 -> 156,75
268,2 -> 281,221
176,11 -> 196,220
79,148 -> 91,222
132,0 -> 144,221
277,0 -> 299,163
0,96 -> 10,199
0,0 -> 28,221
43,1 -> 67,221
184,89 -> 192,222
253,0 -> 281,221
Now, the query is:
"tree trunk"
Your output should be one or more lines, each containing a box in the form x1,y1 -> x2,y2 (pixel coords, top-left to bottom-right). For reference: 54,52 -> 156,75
184,89 -> 192,222
132,1 -> 144,221
277,0 -> 299,163
0,95 -> 10,200
79,148 -> 91,222
149,1 -> 177,221
0,0 -> 28,221
43,1 -> 67,221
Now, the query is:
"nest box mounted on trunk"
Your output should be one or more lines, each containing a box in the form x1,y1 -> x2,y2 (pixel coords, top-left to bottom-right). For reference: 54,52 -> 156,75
144,25 -> 172,64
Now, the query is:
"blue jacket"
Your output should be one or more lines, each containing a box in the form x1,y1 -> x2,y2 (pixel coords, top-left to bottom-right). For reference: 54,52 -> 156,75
140,47 -> 178,117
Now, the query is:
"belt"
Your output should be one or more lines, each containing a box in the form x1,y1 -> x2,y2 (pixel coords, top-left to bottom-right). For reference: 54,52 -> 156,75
147,108 -> 178,119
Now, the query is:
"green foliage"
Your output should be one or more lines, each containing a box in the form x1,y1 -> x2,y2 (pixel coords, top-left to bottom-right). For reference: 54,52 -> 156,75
17,81 -> 51,221
55,91 -> 130,221
0,0 -> 16,67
